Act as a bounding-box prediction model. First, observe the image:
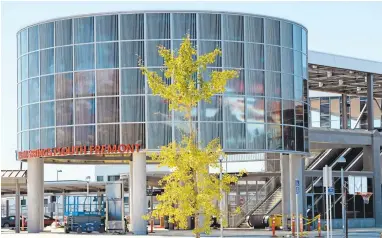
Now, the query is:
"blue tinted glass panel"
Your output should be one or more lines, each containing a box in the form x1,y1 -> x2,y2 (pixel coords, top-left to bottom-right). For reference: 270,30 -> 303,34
41,128 -> 55,148
199,41 -> 221,67
18,84 -> 21,108
302,29 -> 307,54
75,125 -> 95,146
247,124 -> 265,150
199,122 -> 222,148
74,44 -> 94,70
121,96 -> 145,122
147,123 -> 171,149
18,109 -> 21,132
223,15 -> 244,41
96,15 -> 118,42
55,46 -> 73,73
22,131 -> 29,150
21,106 -> 29,130
267,99 -> 281,124
267,124 -> 282,150
245,17 -> 263,43
40,49 -> 54,75
40,75 -> 54,101
265,72 -> 281,98
146,13 -> 170,39
173,13 -> 197,39
224,123 -> 245,149
28,26 -> 39,52
29,77 -> 40,103
18,58 -> 21,82
39,22 -> 54,49
294,51 -> 302,77
293,25 -> 302,51
55,73 -> 73,99
21,55 -> 28,80
199,14 -> 221,40
281,22 -> 293,48
121,14 -> 144,40
121,69 -> 145,95
98,124 -> 120,145
41,101 -> 55,127
74,71 -> 95,97
223,42 -> 244,68
29,103 -> 40,129
147,96 -> 170,121
21,80 -> 28,106
56,100 -> 73,126
75,98 -> 95,124
146,40 -> 170,67
20,30 -> 28,55
96,43 -> 118,69
56,127 -> 73,147
55,19 -> 72,46
74,17 -> 94,43
121,41 -> 144,68
29,129 -> 40,149
265,45 -> 281,72
28,52 -> 39,78
121,123 -> 146,148
97,97 -> 119,123
265,19 -> 280,46
246,43 -> 264,70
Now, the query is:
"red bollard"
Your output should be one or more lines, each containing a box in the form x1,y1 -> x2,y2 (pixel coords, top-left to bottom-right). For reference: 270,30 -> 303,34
317,214 -> 322,237
21,215 -> 25,231
292,215 -> 295,237
272,216 -> 276,237
150,218 -> 154,233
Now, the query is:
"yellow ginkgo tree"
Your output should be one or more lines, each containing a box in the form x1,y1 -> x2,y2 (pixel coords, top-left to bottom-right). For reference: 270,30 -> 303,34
140,35 -> 242,237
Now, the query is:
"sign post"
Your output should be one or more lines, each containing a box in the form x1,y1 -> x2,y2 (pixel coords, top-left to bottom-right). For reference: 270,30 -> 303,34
295,179 -> 300,238
323,165 -> 332,238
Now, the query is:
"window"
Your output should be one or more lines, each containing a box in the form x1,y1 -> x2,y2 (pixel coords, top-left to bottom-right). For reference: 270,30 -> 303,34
55,19 -> 72,46
107,175 -> 120,182
121,41 -> 144,68
40,49 -> 54,75
224,123 -> 246,149
74,44 -> 95,70
122,123 -> 146,148
41,128 -> 55,148
96,70 -> 119,96
21,55 -> 28,80
173,13 -> 197,39
146,40 -> 170,67
29,103 -> 40,129
55,46 -> 73,73
146,13 -> 170,39
265,45 -> 281,72
294,51 -> 302,77
247,123 -> 265,150
56,100 -> 73,126
246,70 -> 264,96
75,98 -> 95,124
147,123 -> 171,149
147,96 -> 170,121
74,71 -> 95,97
41,102 -> 55,127
199,122 -> 222,148
28,26 -> 39,52
302,29 -> 307,54
200,96 -> 222,122
97,97 -> 119,123
96,15 -> 118,42
246,43 -> 264,70
30,129 -> 40,150
265,72 -> 281,98
283,126 -> 295,151
224,96 -> 245,122
245,17 -> 263,43
29,77 -> 40,103
265,19 -> 280,45
20,30 -> 28,55
98,124 -> 120,145
267,124 -> 282,150
293,25 -> 302,51
120,14 -> 144,40
22,131 -> 29,150
39,22 -> 54,49
96,176 -> 104,182
55,73 -> 73,99
21,106 -> 29,130
223,15 -> 244,41
247,97 -> 264,123
28,52 -> 39,78
96,43 -> 119,69
281,22 -> 293,48
75,125 -> 95,146
41,75 -> 54,101
267,99 -> 281,124
223,42 -> 244,68
225,70 -> 244,95
199,14 -> 221,40
74,17 -> 94,43
282,74 -> 294,100
283,100 -> 295,125
21,80 -> 28,106
199,41 -> 221,67
121,69 -> 145,95
121,96 -> 145,122
56,127 -> 73,147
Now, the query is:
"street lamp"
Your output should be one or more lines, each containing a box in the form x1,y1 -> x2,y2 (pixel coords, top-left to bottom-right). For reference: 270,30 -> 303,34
337,156 -> 346,236
219,157 -> 223,238
56,170 -> 62,181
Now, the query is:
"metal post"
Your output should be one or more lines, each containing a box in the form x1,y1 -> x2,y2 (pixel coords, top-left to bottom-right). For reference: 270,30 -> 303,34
245,179 -> 249,213
219,158 -> 223,238
341,167 -> 345,235
15,180 -> 20,233
296,180 -> 299,238
341,94 -> 348,129
367,73 -> 374,131
329,192 -> 332,238
325,187 -> 329,238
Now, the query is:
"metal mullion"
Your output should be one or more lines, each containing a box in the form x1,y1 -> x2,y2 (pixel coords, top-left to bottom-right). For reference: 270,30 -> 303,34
170,13 -> 175,144
221,13 -> 226,150
263,17 -> 268,151
94,16 -> 97,145
118,13 -> 122,145
196,12 -> 201,146
53,20 -> 57,148
37,24 -> 41,150
144,13 -> 149,150
72,18 -> 76,147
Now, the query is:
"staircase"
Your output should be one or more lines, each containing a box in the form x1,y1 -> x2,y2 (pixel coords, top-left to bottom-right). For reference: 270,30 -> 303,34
252,187 -> 282,215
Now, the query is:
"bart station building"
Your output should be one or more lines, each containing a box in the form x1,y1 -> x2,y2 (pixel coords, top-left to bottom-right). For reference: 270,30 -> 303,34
2,10 -> 382,234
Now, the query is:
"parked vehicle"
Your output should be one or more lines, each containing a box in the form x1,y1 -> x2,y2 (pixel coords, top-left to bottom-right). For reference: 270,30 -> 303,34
1,216 -> 27,228
44,215 -> 56,227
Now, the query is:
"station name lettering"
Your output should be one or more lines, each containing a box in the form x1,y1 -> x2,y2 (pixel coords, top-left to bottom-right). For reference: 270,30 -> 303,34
17,144 -> 141,160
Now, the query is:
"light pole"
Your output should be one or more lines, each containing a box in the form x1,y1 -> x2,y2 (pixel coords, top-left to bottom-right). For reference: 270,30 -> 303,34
56,169 -> 62,181
219,157 -> 223,238
86,176 -> 91,196
337,156 -> 346,236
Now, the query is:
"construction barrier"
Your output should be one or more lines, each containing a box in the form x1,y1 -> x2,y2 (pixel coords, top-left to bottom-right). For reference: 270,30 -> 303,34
317,214 -> 322,237
291,215 -> 295,236
272,216 -> 276,237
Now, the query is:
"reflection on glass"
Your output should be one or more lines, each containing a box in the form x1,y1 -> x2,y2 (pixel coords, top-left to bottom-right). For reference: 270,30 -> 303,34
22,131 -> 29,150
29,103 -> 39,129
18,59 -> 21,82
20,30 -> 28,55
224,42 -> 244,68
29,77 -> 39,103
303,56 -> 307,79
267,99 -> 281,124
55,19 -> 72,46
147,123 -> 172,149
224,123 -> 245,149
247,124 -> 265,149
74,17 -> 94,43
283,100 -> 295,125
41,102 -> 55,127
98,124 -> 120,145
56,127 -> 73,147
173,13 -> 197,39
330,98 -> 340,129
74,44 -> 95,70
246,70 -> 264,96
22,80 -> 28,106
146,13 -> 170,39
56,46 -> 73,73
265,19 -> 280,45
223,15 -> 244,41
28,52 -> 39,78
224,97 -> 245,122
293,25 -> 302,52
281,48 -> 293,74
146,40 -> 170,67
21,55 -> 28,80
304,128 -> 309,152
28,26 -> 39,52
148,96 -> 170,121
56,100 -> 73,126
200,96 -> 222,121
121,14 -> 144,40
174,122 -> 197,144
267,124 -> 282,150
21,106 -> 29,130
302,30 -> 307,54
39,22 -> 54,49
122,123 -> 146,148
74,71 -> 95,97
245,16 -> 263,43
29,130 -> 40,150
199,122 -> 222,148
121,41 -> 144,68
294,51 -> 302,77
18,109 -> 21,132
97,97 -> 119,123
282,74 -> 294,100
283,126 -> 295,150
225,70 -> 244,95
40,49 -> 54,75
294,76 -> 303,101
41,128 -> 55,148
121,96 -> 145,122
121,69 -> 145,95
295,101 -> 304,127
296,127 -> 304,151
265,45 -> 281,72
247,97 -> 264,123
75,125 -> 95,146
199,41 -> 221,67
41,75 -> 54,101
246,43 -> 264,69
55,73 -> 73,99
96,43 -> 119,69
147,68 -> 170,94
96,70 -> 119,96
281,22 -> 293,48
199,14 -> 221,40
75,98 -> 95,124
265,72 -> 281,98
96,15 -> 118,42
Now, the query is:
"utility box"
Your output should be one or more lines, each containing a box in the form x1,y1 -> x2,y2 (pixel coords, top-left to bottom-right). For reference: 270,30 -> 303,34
105,181 -> 125,234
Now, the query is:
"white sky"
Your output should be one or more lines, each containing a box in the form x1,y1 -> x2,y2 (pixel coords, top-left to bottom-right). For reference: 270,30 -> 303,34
1,1 -> 382,181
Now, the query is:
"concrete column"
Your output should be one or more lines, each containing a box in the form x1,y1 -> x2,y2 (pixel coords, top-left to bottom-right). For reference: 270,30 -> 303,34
27,157 -> 44,233
289,154 -> 304,220
40,159 -> 45,231
129,161 -> 133,231
62,193 -> 66,223
15,181 -> 20,233
367,73 -> 374,131
280,154 -> 290,230
5,200 -> 9,217
131,152 -> 147,235
342,94 -> 348,129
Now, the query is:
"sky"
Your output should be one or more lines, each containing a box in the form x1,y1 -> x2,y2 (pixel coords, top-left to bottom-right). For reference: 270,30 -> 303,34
1,1 -> 382,181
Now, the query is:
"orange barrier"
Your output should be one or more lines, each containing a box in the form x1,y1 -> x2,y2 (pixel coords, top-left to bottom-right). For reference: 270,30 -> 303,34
150,218 -> 154,233
291,215 -> 295,237
317,214 -> 322,237
272,216 -> 276,237
21,215 -> 25,231
299,214 -> 303,233
160,216 -> 164,228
